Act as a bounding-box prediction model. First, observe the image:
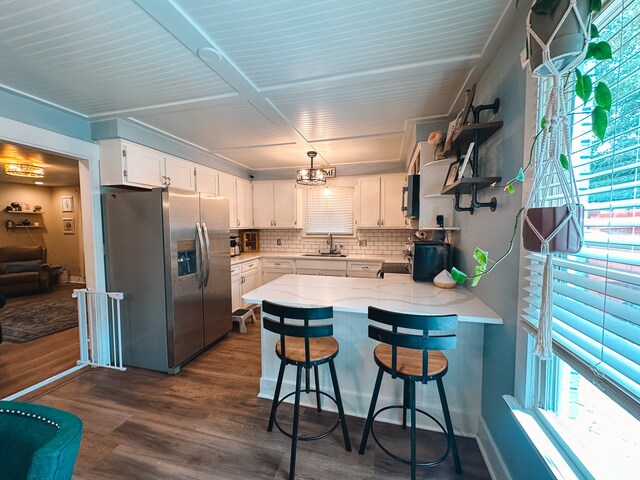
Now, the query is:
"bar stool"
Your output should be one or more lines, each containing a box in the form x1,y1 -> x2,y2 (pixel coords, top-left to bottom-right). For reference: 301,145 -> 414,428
262,300 -> 351,480
358,306 -> 461,479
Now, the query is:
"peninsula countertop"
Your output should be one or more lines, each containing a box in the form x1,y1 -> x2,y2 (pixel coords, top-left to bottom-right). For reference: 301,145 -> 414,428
231,252 -> 408,266
243,274 -> 502,324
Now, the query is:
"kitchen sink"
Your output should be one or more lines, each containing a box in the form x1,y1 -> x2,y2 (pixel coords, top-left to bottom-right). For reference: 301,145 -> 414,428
302,253 -> 348,257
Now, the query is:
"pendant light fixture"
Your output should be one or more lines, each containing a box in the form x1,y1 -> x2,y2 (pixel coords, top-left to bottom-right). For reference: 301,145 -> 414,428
296,151 -> 327,186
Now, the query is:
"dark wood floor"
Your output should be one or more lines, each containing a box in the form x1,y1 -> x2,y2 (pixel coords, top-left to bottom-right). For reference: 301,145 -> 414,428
0,286 -> 80,399
32,319 -> 491,479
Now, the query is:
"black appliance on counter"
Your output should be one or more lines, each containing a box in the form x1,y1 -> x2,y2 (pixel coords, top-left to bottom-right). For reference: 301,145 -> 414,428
402,174 -> 420,219
407,240 -> 451,282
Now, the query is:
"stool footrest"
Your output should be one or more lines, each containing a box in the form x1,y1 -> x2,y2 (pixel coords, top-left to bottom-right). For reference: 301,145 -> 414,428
273,389 -> 342,442
370,405 -> 450,467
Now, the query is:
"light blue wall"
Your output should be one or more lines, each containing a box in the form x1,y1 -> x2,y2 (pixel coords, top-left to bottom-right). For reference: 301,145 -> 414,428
0,87 -> 92,141
451,24 -> 552,480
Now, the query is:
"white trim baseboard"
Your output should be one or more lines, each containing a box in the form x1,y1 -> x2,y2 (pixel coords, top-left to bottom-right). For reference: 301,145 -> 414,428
477,416 -> 512,480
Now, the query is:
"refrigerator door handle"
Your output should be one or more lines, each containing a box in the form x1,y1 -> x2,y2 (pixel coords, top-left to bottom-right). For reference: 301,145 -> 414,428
195,222 -> 204,289
202,222 -> 211,287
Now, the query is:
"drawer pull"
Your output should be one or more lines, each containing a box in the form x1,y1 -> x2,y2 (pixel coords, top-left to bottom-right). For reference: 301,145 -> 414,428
274,263 -> 281,266
361,266 -> 369,270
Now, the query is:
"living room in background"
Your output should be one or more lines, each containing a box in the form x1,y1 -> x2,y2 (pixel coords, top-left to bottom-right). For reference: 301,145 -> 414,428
0,143 -> 86,399
518,0 -> 640,477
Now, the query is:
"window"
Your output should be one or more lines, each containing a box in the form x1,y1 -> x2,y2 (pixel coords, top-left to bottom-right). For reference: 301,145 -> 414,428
305,186 -> 355,235
520,0 -> 640,476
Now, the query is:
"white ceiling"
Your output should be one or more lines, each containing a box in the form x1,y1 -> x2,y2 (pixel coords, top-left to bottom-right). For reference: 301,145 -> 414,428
0,0 -> 514,172
0,143 -> 79,186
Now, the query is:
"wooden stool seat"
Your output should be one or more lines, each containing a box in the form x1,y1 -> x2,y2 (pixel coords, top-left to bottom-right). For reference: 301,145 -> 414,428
276,336 -> 339,364
374,344 -> 448,379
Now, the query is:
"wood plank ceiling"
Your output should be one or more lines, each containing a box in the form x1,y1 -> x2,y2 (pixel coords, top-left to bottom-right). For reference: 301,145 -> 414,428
0,0 -> 514,172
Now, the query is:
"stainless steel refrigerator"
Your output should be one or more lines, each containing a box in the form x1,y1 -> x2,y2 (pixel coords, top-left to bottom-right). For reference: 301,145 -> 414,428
102,187 -> 231,373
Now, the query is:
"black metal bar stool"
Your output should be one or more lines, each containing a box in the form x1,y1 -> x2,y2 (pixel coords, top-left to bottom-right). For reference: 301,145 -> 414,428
358,306 -> 462,479
262,300 -> 351,479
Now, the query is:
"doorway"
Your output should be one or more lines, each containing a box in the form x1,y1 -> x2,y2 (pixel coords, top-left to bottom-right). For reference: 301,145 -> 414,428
0,142 -> 86,398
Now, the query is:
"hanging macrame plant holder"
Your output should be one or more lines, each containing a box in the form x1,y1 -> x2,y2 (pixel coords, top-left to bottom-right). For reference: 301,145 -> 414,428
522,0 -> 590,359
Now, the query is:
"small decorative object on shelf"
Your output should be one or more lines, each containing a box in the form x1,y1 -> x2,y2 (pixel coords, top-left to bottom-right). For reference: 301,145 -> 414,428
10,202 -> 21,211
33,205 -> 42,212
427,129 -> 445,160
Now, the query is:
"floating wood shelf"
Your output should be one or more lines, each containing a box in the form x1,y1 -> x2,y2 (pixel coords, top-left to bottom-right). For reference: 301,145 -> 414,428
441,176 -> 502,196
5,210 -> 44,214
441,121 -> 503,158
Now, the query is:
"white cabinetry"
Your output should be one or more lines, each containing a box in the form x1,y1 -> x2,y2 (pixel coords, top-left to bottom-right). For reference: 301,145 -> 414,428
164,155 -> 195,190
296,259 -> 347,277
356,173 -> 405,228
236,178 -> 253,229
252,180 -> 297,228
219,173 -> 253,229
195,165 -> 218,195
100,140 -> 165,188
231,258 -> 262,311
347,261 -> 383,278
262,258 -> 295,283
99,139 -> 197,190
417,140 -> 457,230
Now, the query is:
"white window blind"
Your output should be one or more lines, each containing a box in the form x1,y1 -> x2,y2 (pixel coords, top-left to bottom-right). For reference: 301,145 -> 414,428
305,187 -> 354,235
522,0 -> 640,418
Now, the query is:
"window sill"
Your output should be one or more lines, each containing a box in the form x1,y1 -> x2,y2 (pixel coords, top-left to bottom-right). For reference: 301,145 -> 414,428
503,395 -> 584,480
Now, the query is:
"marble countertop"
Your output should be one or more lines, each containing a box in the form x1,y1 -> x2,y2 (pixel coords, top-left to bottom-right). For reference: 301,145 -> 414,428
231,252 -> 407,264
242,274 -> 503,324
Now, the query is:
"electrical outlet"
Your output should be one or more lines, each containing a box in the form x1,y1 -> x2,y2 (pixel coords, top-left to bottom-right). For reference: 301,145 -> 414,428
276,239 -> 281,246
359,239 -> 367,246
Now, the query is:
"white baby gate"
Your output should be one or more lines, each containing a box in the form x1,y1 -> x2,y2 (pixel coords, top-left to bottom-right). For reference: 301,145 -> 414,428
73,289 -> 125,371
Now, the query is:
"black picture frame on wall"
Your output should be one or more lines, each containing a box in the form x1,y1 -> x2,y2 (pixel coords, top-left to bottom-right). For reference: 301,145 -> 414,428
443,160 -> 460,190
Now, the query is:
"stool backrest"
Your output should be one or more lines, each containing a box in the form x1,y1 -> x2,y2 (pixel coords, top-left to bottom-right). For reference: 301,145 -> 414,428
262,300 -> 333,367
368,306 -> 457,383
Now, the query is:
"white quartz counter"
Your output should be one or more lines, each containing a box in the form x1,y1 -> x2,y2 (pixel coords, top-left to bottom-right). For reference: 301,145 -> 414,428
243,273 -> 502,324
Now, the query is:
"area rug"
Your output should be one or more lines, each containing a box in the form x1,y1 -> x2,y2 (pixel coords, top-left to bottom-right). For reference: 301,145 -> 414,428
1,285 -> 82,343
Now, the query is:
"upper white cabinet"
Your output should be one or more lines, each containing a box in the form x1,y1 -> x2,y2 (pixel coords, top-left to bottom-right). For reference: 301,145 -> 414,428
252,180 -> 298,229
99,139 -> 196,190
236,178 -> 253,229
164,155 -> 195,191
219,173 -> 253,229
100,140 -> 165,188
356,173 -> 405,228
195,165 -> 218,195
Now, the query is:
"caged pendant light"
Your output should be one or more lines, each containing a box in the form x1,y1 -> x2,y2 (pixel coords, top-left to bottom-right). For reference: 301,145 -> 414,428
296,151 -> 327,186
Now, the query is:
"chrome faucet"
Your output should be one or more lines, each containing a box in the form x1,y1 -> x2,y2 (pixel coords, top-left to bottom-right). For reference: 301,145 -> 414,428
327,233 -> 336,254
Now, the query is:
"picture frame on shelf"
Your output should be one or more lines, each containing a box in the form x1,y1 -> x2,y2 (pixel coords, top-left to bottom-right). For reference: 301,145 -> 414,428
62,218 -> 75,234
457,83 -> 477,129
443,160 -> 460,189
458,142 -> 475,179
61,195 -> 74,213
443,120 -> 457,155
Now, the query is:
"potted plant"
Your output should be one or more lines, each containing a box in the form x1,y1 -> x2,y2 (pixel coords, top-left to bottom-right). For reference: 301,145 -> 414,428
451,0 -> 613,358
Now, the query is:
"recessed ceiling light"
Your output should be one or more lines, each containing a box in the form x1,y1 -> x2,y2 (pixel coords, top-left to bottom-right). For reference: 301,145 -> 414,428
34,181 -> 44,185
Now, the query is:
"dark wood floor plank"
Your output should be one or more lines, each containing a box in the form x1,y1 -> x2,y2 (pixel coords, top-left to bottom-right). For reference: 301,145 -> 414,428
28,319 -> 490,479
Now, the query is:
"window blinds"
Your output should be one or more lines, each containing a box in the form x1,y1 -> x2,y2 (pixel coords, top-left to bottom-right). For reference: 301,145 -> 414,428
522,0 -> 640,418
305,187 -> 354,235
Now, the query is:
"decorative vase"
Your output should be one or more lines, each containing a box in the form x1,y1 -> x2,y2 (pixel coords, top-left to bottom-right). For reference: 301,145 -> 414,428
527,0 -> 592,76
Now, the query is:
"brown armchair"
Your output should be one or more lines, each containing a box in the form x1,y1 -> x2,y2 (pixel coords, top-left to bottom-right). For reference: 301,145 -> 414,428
0,246 -> 50,296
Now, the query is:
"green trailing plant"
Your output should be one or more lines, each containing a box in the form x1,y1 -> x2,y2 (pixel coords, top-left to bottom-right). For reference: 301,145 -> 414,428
451,0 -> 613,286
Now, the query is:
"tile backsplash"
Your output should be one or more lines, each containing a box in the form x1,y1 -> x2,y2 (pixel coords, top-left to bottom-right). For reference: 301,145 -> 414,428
256,229 -> 430,256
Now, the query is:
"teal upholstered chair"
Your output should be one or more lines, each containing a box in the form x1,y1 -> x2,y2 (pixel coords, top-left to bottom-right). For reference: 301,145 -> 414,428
0,401 -> 83,480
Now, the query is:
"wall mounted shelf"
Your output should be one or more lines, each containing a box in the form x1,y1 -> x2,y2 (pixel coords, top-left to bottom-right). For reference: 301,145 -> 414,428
441,176 -> 501,196
5,211 -> 44,214
440,121 -> 503,159
440,98 -> 503,215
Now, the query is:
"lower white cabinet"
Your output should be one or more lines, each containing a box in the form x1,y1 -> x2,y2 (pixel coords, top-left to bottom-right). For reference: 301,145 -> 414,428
231,259 -> 262,311
262,258 -> 295,283
295,259 -> 347,277
347,261 -> 383,278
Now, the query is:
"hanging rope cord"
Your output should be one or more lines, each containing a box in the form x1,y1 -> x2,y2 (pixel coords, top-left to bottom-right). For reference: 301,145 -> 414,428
524,0 -> 589,359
